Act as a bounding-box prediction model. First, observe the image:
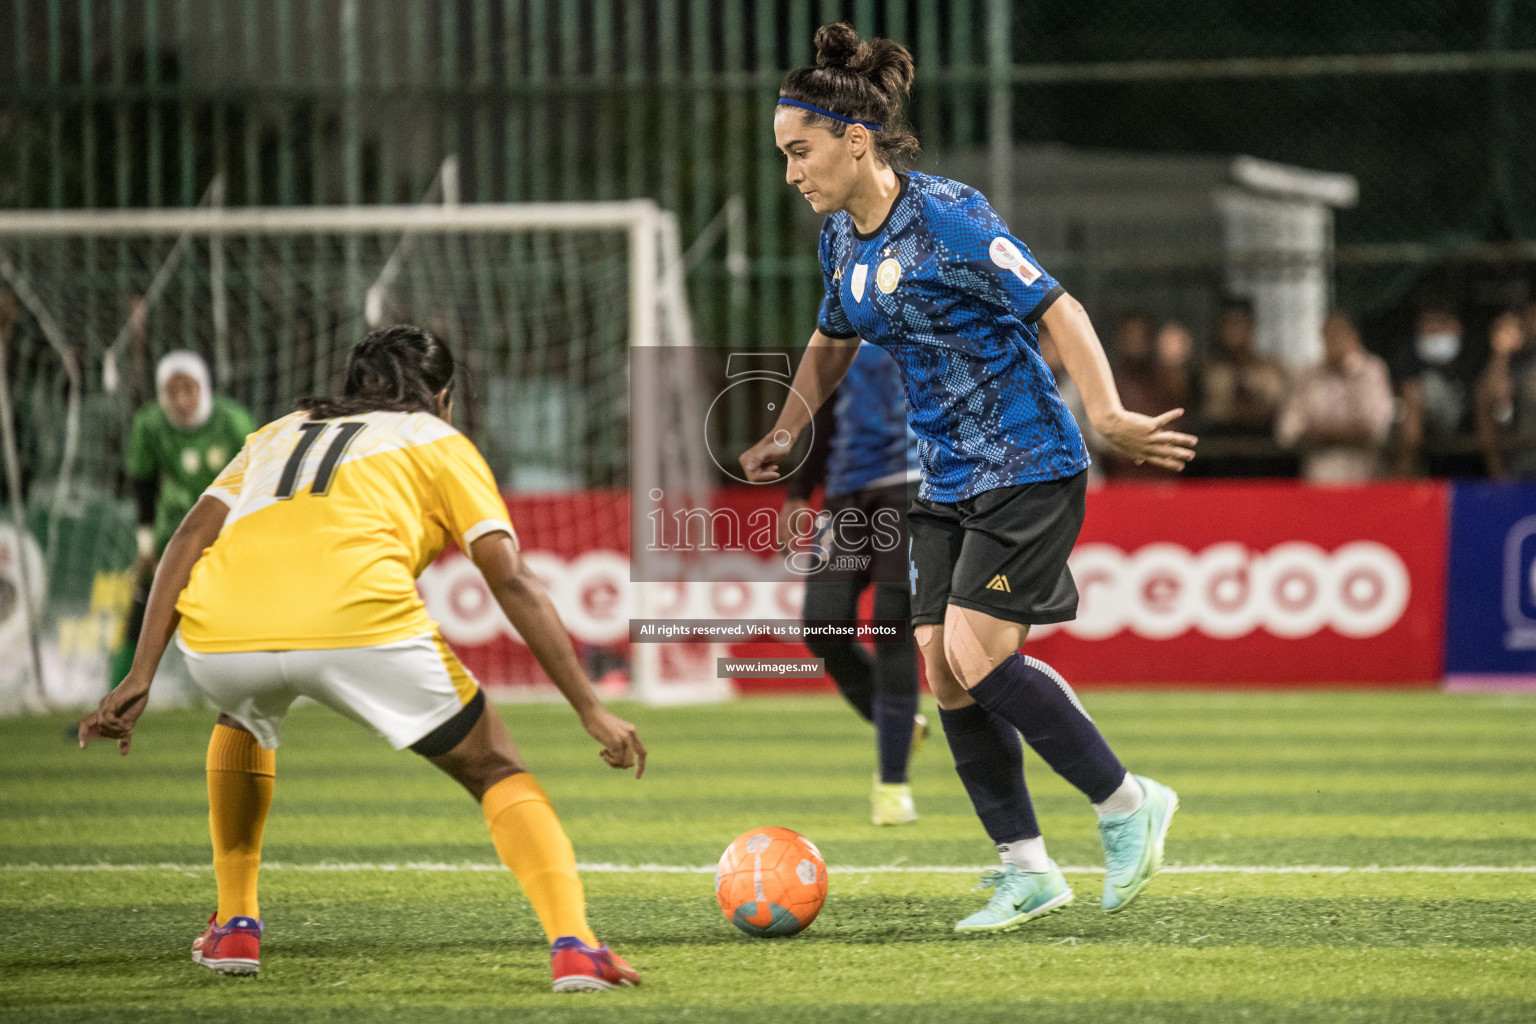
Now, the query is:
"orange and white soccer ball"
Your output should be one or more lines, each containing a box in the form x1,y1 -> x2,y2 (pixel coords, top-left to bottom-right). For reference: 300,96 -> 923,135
715,826 -> 828,937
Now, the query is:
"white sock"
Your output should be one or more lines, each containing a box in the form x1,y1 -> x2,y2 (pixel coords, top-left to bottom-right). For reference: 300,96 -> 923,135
1093,773 -> 1145,819
996,836 -> 1052,873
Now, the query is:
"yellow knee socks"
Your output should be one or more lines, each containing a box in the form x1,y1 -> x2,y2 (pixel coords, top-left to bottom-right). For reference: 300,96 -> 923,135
481,773 -> 597,946
205,724 -> 275,925
206,732 -> 591,943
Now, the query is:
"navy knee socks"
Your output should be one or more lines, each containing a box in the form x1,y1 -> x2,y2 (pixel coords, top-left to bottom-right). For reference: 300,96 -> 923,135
871,582 -> 919,785
967,653 -> 1126,804
806,582 -> 921,785
938,703 -> 1039,843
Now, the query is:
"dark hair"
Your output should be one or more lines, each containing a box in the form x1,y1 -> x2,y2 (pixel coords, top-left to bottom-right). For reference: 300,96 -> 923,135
1416,301 -> 1460,324
1218,297 -> 1255,319
300,324 -> 456,419
779,23 -> 920,169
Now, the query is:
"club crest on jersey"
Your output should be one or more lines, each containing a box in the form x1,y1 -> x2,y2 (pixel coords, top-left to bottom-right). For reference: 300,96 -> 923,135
876,258 -> 901,294
181,448 -> 200,475
851,263 -> 869,302
989,237 -> 1041,285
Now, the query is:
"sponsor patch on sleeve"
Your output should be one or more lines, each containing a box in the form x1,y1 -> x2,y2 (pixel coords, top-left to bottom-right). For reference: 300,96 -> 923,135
989,236 -> 1041,285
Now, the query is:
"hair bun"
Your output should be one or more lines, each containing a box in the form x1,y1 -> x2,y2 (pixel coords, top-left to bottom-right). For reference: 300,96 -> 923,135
853,38 -> 916,100
814,22 -> 860,69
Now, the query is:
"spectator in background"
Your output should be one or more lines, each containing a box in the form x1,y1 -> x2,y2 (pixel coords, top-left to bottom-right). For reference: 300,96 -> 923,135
1392,303 -> 1477,476
1105,313 -> 1155,388
1276,312 -> 1395,483
1107,311 -> 1192,478
1109,311 -> 1158,413
1200,300 -> 1288,450
1153,320 -> 1199,421
108,339 -> 254,688
1475,307 -> 1536,479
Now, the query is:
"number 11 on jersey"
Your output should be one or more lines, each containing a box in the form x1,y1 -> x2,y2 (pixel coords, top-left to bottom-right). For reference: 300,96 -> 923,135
275,421 -> 365,499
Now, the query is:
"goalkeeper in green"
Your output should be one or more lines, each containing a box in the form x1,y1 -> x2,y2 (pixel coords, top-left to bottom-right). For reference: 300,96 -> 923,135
108,349 -> 253,686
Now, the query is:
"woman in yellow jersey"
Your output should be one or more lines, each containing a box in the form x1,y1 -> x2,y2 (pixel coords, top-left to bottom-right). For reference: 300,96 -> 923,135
79,325 -> 646,992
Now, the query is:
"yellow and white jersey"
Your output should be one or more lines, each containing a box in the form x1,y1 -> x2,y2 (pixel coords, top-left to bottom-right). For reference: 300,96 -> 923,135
177,409 -> 515,653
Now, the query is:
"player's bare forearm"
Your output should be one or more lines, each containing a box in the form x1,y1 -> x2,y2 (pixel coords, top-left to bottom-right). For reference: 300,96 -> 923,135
1474,419 -> 1508,480
779,331 -> 860,437
471,532 -> 602,718
80,495 -> 226,752
740,331 -> 859,483
1475,376 -> 1511,478
471,531 -> 648,776
1042,294 -> 1123,422
1043,293 -> 1196,471
132,496 -> 226,678
507,586 -> 602,713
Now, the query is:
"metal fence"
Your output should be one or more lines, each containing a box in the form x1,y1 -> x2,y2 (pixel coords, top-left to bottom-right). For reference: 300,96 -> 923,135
2,0 -> 1533,349
1,0 -> 1534,492
1,0 -> 1532,708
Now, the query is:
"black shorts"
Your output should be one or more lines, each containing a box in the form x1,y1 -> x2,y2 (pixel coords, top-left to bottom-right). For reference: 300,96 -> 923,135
907,471 -> 1087,628
810,481 -> 914,585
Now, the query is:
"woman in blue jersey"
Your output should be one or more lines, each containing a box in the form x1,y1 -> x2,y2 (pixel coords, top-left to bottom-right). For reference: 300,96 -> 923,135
782,341 -> 927,826
742,23 -> 1199,932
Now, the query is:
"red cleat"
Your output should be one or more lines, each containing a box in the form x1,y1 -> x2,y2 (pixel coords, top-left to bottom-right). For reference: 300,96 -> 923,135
191,912 -> 262,976
549,936 -> 639,992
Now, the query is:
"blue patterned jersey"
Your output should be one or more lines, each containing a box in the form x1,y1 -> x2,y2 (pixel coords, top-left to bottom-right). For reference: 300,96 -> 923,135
827,342 -> 921,500
815,172 -> 1090,502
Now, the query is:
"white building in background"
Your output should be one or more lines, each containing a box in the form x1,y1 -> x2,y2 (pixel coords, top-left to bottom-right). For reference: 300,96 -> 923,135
934,145 -> 1359,367
1219,156 -> 1360,368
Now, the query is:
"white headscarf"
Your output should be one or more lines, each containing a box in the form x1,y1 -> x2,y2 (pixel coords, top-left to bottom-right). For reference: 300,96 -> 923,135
155,349 -> 213,429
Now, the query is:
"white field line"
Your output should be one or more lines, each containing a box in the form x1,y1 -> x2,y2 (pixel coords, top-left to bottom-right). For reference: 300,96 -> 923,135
3,862 -> 1536,875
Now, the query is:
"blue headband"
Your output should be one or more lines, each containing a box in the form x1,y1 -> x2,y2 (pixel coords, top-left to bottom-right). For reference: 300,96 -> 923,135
777,97 -> 884,131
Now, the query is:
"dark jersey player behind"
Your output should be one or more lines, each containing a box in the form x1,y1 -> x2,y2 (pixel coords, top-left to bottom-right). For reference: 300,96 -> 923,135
742,23 -> 1199,932
782,341 -> 928,826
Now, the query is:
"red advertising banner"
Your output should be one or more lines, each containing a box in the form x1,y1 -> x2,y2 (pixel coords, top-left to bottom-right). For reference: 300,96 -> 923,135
1024,481 -> 1450,686
422,482 -> 1450,693
420,491 -> 634,692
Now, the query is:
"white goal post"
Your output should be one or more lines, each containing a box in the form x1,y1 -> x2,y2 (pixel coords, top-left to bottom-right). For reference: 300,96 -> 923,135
0,201 -> 726,713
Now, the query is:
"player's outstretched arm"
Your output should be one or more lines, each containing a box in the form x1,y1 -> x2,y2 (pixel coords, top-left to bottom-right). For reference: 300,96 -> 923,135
1043,293 -> 1198,472
79,495 -> 229,754
739,330 -> 860,483
469,531 -> 647,778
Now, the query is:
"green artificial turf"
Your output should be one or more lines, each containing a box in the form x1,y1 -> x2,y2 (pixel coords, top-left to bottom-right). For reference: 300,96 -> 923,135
3,691 -> 1534,1022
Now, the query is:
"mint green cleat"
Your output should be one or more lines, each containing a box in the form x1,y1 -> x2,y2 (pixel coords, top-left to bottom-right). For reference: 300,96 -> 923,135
871,777 -> 918,826
1098,775 -> 1179,913
954,862 -> 1074,933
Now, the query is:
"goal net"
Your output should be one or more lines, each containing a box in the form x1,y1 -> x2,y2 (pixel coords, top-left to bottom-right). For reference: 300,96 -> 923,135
0,201 -> 725,715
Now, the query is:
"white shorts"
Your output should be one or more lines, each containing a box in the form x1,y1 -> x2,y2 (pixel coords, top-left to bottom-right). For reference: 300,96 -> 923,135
178,631 -> 481,751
